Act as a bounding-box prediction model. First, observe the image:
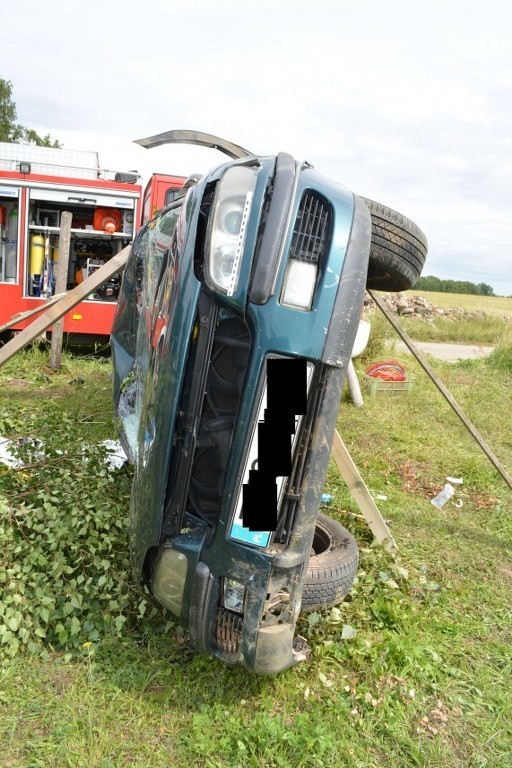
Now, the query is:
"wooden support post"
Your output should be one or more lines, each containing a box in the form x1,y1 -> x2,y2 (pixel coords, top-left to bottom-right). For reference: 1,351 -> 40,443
346,359 -> 364,407
50,211 -> 72,369
331,429 -> 398,553
369,289 -> 512,492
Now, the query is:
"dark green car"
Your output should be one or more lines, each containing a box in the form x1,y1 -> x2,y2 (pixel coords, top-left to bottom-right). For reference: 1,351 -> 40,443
111,131 -> 427,674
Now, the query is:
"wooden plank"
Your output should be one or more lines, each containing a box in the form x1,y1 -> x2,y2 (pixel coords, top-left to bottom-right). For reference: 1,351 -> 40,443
0,245 -> 130,368
50,211 -> 72,369
331,429 -> 398,553
0,293 -> 66,334
369,289 -> 512,492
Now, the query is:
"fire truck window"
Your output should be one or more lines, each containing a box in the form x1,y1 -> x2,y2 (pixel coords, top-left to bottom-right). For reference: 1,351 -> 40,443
0,198 -> 19,283
164,188 -> 182,207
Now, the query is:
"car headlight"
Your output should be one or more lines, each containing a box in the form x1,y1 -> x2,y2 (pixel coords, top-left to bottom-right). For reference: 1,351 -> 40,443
221,577 -> 246,614
281,258 -> 318,311
208,165 -> 258,296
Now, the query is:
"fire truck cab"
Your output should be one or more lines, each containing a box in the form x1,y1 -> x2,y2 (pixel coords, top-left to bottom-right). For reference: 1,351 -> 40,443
141,173 -> 186,225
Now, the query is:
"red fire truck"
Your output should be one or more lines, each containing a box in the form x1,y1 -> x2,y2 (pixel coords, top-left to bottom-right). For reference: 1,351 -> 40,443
0,142 -> 185,338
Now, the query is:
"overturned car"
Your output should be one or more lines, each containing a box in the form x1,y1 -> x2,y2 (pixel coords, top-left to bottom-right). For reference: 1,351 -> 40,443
111,131 -> 427,674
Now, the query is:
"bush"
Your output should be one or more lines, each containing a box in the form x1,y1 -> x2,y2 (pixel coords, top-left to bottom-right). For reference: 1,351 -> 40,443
0,418 -> 161,659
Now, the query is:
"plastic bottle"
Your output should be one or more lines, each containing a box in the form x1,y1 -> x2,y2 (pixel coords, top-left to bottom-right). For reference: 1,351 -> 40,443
431,483 -> 454,509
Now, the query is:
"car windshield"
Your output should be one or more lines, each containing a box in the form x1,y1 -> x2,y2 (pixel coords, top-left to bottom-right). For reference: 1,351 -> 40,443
117,205 -> 181,458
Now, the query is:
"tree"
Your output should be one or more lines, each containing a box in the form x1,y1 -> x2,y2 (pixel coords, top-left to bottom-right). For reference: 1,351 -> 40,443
477,282 -> 494,297
414,275 -> 495,296
0,78 -> 61,147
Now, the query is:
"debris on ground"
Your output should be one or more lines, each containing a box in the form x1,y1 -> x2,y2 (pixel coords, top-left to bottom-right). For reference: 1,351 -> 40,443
0,436 -> 127,471
431,483 -> 455,509
364,292 -> 506,320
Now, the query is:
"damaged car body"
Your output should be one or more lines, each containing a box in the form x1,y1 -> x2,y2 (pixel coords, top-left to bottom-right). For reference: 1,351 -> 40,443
111,131 -> 427,674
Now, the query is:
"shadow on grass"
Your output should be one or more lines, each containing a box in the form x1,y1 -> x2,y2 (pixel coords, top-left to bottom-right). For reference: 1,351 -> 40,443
90,629 -> 284,711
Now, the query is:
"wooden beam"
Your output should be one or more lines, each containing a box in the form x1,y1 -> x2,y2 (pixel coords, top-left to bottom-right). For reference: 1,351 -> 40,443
331,429 -> 398,553
0,293 -> 66,334
0,245 -> 130,368
369,289 -> 512,492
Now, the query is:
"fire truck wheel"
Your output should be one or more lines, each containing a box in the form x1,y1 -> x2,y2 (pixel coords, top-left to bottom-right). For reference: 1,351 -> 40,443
301,513 -> 359,612
362,197 -> 428,292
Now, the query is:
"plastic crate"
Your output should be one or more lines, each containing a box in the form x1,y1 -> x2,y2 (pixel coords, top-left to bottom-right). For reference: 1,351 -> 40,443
363,375 -> 414,397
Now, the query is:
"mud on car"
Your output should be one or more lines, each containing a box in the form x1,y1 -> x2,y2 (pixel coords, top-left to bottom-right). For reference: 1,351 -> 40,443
111,131 -> 427,674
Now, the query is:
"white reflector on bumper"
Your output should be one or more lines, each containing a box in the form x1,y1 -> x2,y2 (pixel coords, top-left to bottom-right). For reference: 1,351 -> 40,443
281,259 -> 317,310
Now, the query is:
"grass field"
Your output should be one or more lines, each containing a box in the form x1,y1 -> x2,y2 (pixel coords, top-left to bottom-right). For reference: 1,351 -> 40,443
0,328 -> 511,767
405,291 -> 512,318
368,291 -> 512,347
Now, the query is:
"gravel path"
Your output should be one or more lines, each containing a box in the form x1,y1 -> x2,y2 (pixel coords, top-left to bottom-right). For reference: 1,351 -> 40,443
395,341 -> 495,362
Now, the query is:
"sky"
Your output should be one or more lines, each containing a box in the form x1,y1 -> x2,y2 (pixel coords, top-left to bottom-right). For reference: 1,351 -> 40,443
3,0 -> 512,295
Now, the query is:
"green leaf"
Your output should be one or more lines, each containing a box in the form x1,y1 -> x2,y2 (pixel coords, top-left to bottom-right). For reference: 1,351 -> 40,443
341,624 -> 357,640
7,612 -> 22,632
318,671 -> 334,688
70,617 -> 81,636
393,565 -> 409,580
114,615 -> 127,631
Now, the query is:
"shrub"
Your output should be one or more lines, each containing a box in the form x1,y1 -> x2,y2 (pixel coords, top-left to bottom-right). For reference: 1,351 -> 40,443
0,420 -> 161,658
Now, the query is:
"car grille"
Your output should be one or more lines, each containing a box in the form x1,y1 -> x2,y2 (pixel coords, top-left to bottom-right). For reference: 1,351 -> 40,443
215,608 -> 243,658
289,191 -> 332,265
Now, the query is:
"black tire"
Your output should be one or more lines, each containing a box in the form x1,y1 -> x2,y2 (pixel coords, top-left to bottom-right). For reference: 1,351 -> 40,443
301,513 -> 359,612
362,197 -> 428,292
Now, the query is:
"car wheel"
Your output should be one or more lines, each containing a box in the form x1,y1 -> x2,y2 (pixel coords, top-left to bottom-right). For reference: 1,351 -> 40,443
362,197 -> 428,292
301,513 -> 359,612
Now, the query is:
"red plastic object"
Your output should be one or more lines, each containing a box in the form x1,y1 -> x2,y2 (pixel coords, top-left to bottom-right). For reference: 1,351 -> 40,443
365,360 -> 407,381
93,207 -> 123,233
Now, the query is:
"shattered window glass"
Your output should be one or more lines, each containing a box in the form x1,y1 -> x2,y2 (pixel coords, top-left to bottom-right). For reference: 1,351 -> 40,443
117,207 -> 181,460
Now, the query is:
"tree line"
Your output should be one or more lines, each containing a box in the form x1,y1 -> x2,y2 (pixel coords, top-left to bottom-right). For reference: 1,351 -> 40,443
414,275 -> 495,296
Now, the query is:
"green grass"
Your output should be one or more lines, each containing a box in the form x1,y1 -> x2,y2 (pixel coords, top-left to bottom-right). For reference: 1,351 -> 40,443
395,313 -> 506,345
488,324 -> 512,372
369,290 -> 511,346
405,291 -> 512,319
1,342 -> 511,767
